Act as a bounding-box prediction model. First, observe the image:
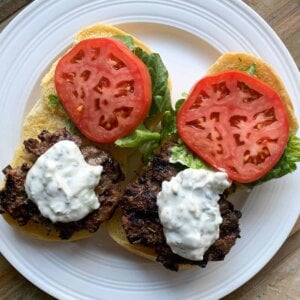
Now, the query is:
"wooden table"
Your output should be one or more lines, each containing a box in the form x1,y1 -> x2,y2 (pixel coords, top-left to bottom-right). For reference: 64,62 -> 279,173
0,1 -> 299,299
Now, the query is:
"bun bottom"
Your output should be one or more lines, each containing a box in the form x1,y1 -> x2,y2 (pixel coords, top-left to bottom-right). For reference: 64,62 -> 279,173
2,214 -> 93,241
106,209 -> 193,270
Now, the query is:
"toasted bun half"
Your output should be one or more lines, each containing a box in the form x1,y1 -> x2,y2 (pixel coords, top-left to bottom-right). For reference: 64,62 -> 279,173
1,24 -> 152,241
106,209 -> 157,260
106,209 -> 192,270
207,52 -> 298,133
2,214 -> 92,241
107,52 -> 299,267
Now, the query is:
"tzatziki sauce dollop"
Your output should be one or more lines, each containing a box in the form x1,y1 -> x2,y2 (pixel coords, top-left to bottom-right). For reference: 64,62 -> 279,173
25,140 -> 102,223
157,168 -> 231,261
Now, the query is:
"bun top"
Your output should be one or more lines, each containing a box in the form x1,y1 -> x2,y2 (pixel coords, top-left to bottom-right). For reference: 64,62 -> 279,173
207,52 -> 298,133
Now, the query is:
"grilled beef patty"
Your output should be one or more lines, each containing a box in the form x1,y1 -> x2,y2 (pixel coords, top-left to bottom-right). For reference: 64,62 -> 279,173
120,143 -> 241,271
0,128 -> 124,239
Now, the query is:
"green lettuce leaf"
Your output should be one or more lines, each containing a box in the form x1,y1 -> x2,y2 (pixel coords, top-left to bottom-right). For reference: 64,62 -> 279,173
115,125 -> 160,148
112,35 -> 135,50
161,111 -> 176,139
65,119 -> 79,135
160,98 -> 186,139
112,36 -> 172,116
249,134 -> 300,186
133,47 -> 172,116
111,35 -> 172,159
48,95 -> 78,134
170,140 -> 209,170
49,94 -> 63,109
141,140 -> 161,162
175,98 -> 185,112
245,64 -> 256,76
286,134 -> 300,162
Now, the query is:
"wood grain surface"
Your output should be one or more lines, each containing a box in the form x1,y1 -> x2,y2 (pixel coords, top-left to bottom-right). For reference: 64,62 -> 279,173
0,0 -> 299,299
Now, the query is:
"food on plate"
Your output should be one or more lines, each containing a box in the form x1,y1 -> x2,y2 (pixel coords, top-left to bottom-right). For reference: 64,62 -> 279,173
0,24 -> 172,240
54,38 -> 151,143
107,52 -> 300,270
107,143 -> 241,271
207,53 -> 298,132
0,129 -> 124,240
177,70 -> 290,183
1,21 -> 298,270
42,24 -> 172,157
177,52 -> 300,185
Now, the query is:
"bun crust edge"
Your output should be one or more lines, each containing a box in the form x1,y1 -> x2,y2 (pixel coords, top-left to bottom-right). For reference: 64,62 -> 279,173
106,209 -> 192,270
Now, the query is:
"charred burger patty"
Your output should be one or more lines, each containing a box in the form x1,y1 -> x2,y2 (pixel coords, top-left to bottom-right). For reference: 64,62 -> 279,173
120,144 -> 241,271
0,128 -> 124,239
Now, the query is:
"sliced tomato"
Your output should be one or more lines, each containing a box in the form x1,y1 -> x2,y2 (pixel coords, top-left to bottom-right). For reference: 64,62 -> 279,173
54,38 -> 151,143
177,70 -> 290,183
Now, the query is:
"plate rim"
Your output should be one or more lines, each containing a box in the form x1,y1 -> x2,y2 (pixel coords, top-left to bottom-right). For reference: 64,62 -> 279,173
0,0 -> 299,299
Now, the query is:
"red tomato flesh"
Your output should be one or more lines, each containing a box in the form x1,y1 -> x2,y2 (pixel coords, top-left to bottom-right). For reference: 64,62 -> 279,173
177,70 -> 290,183
55,38 -> 151,143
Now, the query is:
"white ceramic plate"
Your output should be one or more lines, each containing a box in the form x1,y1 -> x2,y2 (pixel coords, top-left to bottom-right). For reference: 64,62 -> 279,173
0,0 -> 299,299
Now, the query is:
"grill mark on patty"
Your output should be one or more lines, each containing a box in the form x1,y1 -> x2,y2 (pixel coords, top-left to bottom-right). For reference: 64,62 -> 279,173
0,128 -> 124,239
120,143 -> 241,271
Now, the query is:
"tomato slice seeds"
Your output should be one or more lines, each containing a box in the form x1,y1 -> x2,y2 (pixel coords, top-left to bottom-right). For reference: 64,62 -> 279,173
177,71 -> 290,183
55,38 -> 152,143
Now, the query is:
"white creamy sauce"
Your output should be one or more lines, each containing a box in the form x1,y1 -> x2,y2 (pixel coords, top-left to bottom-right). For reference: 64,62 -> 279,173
157,168 -> 231,261
25,140 -> 102,223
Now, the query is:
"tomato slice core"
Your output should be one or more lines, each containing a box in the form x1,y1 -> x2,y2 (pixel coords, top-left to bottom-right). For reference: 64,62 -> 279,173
177,71 -> 290,183
55,38 -> 151,143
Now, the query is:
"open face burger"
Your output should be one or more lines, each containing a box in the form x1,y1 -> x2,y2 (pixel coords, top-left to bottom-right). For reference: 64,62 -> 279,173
107,52 -> 300,270
0,24 -> 172,241
0,128 -> 124,240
